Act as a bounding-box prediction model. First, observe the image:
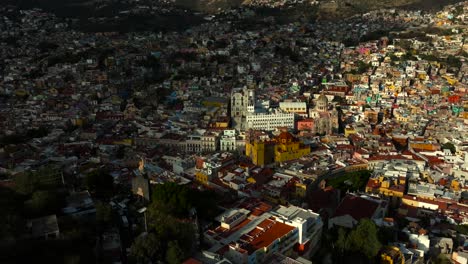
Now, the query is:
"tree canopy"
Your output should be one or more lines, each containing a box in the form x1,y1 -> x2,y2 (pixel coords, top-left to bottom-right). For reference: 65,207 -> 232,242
95,202 -> 113,227
442,142 -> 456,154
335,219 -> 382,260
85,169 -> 114,199
151,182 -> 219,219
166,241 -> 184,264
130,233 -> 163,264
129,203 -> 196,264
0,186 -> 26,241
130,183 -> 223,263
24,190 -> 65,217
434,254 -> 452,264
327,170 -> 372,193
15,166 -> 62,195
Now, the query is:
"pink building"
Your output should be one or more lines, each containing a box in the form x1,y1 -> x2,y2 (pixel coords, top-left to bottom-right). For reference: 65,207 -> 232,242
297,119 -> 314,132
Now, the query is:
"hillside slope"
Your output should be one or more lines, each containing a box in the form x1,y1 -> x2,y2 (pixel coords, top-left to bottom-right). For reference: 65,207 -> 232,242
318,0 -> 464,18
174,0 -> 464,16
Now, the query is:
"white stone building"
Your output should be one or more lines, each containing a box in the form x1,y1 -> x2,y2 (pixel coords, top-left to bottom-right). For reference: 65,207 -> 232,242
246,110 -> 295,131
186,133 -> 218,153
220,129 -> 237,152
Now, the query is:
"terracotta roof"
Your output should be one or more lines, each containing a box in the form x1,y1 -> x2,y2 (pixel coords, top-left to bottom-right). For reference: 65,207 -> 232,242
276,131 -> 296,141
182,258 -> 202,264
309,187 -> 339,214
332,194 -> 379,220
243,218 -> 295,254
367,154 -> 406,161
366,179 -> 381,189
403,195 -> 449,210
398,203 -> 419,218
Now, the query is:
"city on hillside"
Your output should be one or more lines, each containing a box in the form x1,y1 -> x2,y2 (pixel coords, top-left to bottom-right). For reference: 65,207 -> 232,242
0,1 -> 467,264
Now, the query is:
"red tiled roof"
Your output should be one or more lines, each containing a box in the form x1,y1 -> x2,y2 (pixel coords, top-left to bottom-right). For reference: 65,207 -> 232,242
366,179 -> 381,189
355,148 -> 369,154
238,198 -> 272,216
336,144 -> 354,150
276,131 -> 297,142
368,154 -> 407,161
403,195 -> 449,210
308,187 -> 339,214
0,180 -> 15,188
388,185 -> 405,193
398,203 -> 419,218
333,194 -> 379,220
216,245 -> 230,255
244,218 -> 295,254
182,258 -> 202,264
423,155 -> 445,166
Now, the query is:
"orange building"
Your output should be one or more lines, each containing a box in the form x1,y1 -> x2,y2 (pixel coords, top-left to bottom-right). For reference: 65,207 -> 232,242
365,176 -> 405,198
297,119 -> 314,131
409,143 -> 439,151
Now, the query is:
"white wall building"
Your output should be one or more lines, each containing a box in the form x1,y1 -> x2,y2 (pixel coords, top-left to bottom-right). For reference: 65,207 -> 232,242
246,110 -> 295,131
205,205 -> 323,264
186,133 -> 218,153
220,129 -> 238,152
271,205 -> 323,257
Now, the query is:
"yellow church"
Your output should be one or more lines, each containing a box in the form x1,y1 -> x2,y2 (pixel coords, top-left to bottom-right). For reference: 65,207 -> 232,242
274,132 -> 311,163
246,131 -> 310,166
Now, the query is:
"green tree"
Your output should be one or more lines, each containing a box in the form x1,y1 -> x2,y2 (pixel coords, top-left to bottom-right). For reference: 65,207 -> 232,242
85,170 -> 114,198
333,219 -> 382,261
454,224 -> 468,235
327,170 -> 371,192
171,221 -> 196,255
15,166 -> 62,195
343,38 -> 358,47
64,255 -> 81,264
151,182 -> 220,219
144,203 -> 196,261
356,60 -> 371,74
434,254 -> 451,264
24,190 -> 64,217
420,54 -> 439,61
28,191 -> 51,212
442,142 -> 456,154
130,233 -> 163,264
348,219 -> 382,259
95,202 -> 112,226
378,226 -> 397,244
166,240 -> 184,264
0,186 -> 25,240
152,182 -> 191,217
332,96 -> 346,104
336,228 -> 350,253
0,213 -> 24,241
26,127 -> 49,138
389,54 -> 399,62
146,205 -> 195,253
446,55 -> 461,69
15,172 -> 40,195
116,146 -> 126,159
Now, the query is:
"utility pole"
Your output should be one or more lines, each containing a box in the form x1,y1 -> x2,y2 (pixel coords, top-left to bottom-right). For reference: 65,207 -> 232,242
137,207 -> 148,233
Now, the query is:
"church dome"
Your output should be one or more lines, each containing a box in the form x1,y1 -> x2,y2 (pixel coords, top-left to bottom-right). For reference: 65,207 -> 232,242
276,131 -> 296,143
316,94 -> 328,112
317,94 -> 328,104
